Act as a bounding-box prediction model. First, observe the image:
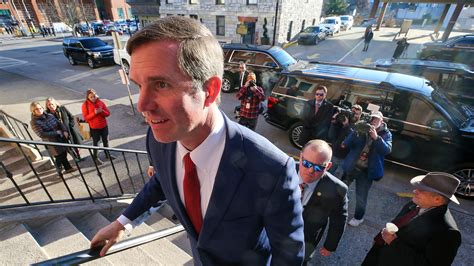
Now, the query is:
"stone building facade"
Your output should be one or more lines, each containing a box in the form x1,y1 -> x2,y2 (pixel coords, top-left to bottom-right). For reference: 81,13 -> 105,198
158,0 -> 323,45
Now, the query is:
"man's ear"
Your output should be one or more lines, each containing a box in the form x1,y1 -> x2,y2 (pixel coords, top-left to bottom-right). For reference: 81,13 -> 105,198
325,161 -> 333,171
203,76 -> 221,107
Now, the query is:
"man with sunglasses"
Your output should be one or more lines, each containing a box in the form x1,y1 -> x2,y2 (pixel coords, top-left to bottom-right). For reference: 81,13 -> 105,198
300,86 -> 335,146
299,140 -> 348,264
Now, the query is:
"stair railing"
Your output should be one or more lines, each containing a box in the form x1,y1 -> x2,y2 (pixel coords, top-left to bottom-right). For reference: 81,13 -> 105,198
0,110 -> 43,158
0,137 -> 150,210
32,224 -> 186,265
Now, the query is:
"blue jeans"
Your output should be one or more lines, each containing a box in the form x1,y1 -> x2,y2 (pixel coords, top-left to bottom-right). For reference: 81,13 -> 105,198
343,168 -> 373,220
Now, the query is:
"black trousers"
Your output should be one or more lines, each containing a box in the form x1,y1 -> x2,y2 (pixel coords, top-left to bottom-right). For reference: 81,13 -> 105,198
90,126 -> 109,159
55,151 -> 72,171
238,117 -> 258,131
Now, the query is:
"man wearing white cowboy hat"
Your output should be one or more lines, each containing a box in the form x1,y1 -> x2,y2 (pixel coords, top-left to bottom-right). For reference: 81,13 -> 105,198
362,172 -> 462,266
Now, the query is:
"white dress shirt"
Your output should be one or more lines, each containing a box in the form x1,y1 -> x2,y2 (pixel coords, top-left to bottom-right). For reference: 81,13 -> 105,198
118,111 -> 226,227
299,176 -> 321,207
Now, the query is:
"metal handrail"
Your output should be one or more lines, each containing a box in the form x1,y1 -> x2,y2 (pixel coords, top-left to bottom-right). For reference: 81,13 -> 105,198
0,137 -> 149,209
0,110 -> 42,157
32,225 -> 186,265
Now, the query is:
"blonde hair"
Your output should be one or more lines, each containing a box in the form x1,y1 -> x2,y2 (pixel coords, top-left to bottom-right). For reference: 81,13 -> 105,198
30,101 -> 43,113
45,97 -> 60,108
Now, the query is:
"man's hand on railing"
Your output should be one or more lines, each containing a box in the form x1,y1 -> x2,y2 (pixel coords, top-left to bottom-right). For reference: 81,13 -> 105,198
90,220 -> 126,257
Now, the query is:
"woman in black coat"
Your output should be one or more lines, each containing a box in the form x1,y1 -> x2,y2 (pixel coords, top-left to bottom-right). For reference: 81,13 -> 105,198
45,97 -> 84,160
30,101 -> 76,173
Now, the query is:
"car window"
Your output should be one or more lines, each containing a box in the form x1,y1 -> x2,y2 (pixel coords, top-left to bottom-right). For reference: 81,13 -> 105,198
453,39 -> 474,48
324,19 -> 335,24
71,41 -> 82,48
268,47 -> 296,68
340,84 -> 388,113
229,50 -> 256,65
80,39 -> 108,49
303,27 -> 319,33
406,97 -> 449,130
254,52 -> 278,68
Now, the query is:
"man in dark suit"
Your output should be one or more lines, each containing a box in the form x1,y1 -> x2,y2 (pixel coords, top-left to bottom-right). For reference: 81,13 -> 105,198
90,16 -> 305,265
299,140 -> 348,264
300,85 -> 334,146
362,172 -> 462,266
236,62 -> 249,89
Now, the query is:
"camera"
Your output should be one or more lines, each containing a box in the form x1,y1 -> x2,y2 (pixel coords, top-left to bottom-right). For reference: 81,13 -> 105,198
248,80 -> 256,87
335,108 -> 354,124
354,121 -> 373,136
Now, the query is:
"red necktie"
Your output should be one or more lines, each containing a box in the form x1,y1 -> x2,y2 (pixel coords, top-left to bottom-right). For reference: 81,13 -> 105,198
183,153 -> 203,234
374,206 -> 419,246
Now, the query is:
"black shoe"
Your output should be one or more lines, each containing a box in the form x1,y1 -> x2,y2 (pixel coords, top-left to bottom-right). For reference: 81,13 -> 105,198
64,167 -> 77,174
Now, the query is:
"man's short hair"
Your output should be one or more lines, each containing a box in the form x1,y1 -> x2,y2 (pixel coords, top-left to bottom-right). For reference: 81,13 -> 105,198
126,16 -> 224,93
315,85 -> 327,94
302,139 -> 333,164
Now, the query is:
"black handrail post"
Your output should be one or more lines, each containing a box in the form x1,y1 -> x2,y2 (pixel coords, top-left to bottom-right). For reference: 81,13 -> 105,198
71,152 -> 95,202
89,148 -> 110,197
136,153 -> 146,186
16,143 -> 54,202
0,161 -> 30,205
106,150 -> 124,195
122,152 -> 136,194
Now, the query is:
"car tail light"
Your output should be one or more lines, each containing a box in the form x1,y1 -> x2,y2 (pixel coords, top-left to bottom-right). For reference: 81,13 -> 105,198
267,96 -> 279,108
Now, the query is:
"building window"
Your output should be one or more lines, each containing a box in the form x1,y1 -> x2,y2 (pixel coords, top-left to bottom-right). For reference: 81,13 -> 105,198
216,16 -> 225,36
128,8 -> 133,17
189,0 -> 198,4
312,19 -> 316,25
190,14 -> 198,20
301,20 -> 305,32
117,8 -> 124,19
165,0 -> 173,4
216,0 -> 224,4
247,0 -> 257,5
287,21 -> 293,41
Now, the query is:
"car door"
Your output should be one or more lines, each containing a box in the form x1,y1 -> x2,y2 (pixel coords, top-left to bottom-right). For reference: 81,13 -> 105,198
384,91 -> 456,171
252,52 -> 280,96
452,37 -> 474,66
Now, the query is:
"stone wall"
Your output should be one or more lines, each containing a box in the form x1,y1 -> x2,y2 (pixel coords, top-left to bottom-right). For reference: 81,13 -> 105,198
159,0 -> 323,45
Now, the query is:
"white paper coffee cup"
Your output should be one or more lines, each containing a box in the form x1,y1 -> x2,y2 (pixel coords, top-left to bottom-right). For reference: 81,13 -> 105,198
385,222 -> 399,234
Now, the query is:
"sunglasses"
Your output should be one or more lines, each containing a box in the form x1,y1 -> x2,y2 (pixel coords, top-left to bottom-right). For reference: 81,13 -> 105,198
315,93 -> 325,96
302,158 -> 327,172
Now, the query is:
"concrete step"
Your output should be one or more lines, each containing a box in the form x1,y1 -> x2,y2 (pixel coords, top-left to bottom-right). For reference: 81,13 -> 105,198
69,211 -> 160,265
0,156 -> 54,178
146,212 -> 193,257
101,207 -> 192,265
26,216 -> 92,258
0,144 -> 17,161
0,223 -> 48,264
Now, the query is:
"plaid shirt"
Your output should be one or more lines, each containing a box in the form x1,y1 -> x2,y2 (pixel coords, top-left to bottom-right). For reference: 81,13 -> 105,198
236,85 -> 265,119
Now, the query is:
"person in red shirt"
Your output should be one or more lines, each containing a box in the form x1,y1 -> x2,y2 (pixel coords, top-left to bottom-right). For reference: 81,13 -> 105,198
82,88 -> 114,164
235,72 -> 265,131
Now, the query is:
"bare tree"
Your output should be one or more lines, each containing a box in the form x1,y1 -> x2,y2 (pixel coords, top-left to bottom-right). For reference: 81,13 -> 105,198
42,0 -> 96,33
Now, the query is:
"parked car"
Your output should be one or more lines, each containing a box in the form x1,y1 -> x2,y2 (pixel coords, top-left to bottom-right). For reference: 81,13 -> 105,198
361,17 -> 377,27
340,15 -> 354,30
265,63 -> 474,199
417,34 -> 474,67
74,24 -> 94,36
62,37 -> 114,68
319,17 -> 341,35
376,58 -> 474,106
298,26 -> 326,45
113,38 -> 131,74
221,43 -> 312,94
91,22 -> 106,35
105,25 -> 123,36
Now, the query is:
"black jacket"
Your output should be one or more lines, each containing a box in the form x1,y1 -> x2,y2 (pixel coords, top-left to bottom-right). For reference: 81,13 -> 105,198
300,99 -> 334,144
363,201 -> 461,266
46,105 -> 83,145
301,170 -> 348,254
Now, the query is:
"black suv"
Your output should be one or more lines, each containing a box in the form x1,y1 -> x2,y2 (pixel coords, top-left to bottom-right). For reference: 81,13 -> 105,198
417,34 -> 474,67
375,58 -> 474,106
265,63 -> 474,199
221,43 -> 310,94
62,37 -> 114,68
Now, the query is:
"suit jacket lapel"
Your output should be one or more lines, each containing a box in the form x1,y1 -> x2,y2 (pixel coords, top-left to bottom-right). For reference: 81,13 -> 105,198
199,112 -> 245,245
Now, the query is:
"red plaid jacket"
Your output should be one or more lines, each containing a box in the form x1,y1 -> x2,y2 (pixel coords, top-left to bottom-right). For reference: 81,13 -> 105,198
236,85 -> 265,119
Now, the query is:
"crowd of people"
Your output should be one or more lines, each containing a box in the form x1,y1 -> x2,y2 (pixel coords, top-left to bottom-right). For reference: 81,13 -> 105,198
86,16 -> 462,266
29,88 -> 113,173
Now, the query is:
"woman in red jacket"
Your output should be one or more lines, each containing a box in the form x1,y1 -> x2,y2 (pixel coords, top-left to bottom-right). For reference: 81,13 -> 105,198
82,88 -> 114,165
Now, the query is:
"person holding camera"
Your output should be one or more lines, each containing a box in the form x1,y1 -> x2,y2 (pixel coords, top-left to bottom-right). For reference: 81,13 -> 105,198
328,104 -> 363,178
341,110 -> 392,227
236,72 -> 265,131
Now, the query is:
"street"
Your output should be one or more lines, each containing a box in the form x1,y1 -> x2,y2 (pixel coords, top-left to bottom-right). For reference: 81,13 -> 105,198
0,28 -> 472,265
